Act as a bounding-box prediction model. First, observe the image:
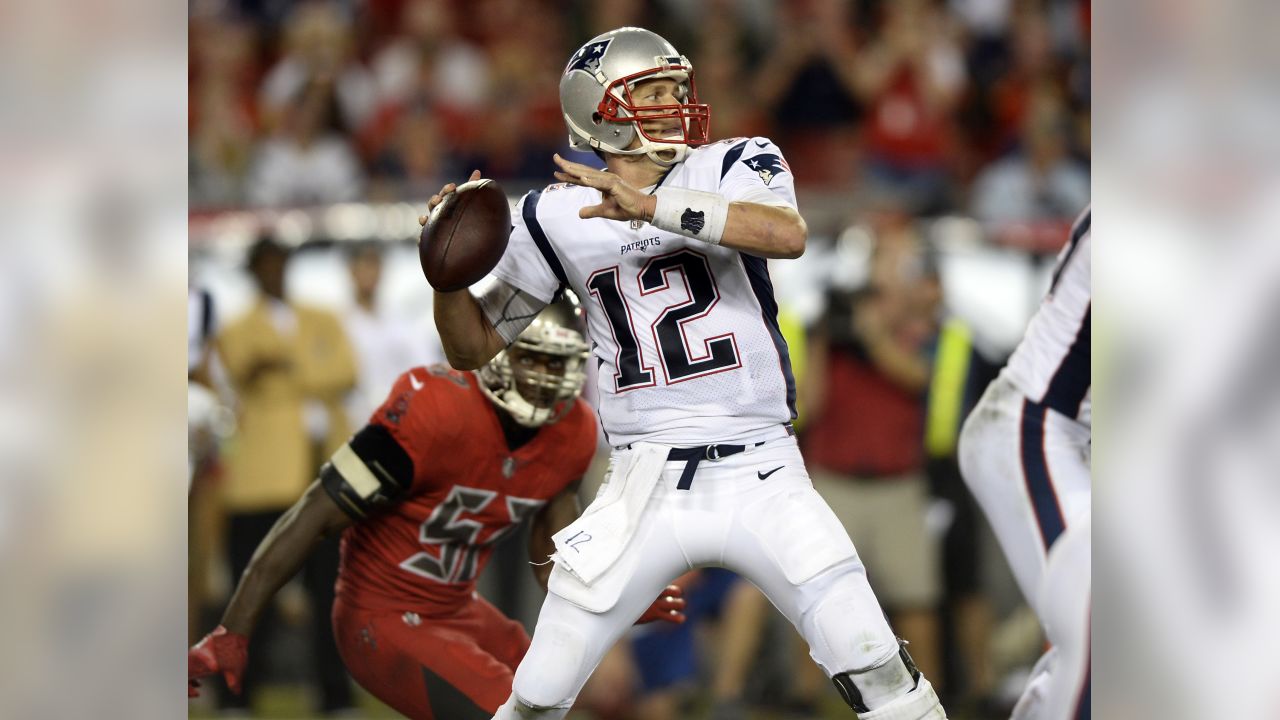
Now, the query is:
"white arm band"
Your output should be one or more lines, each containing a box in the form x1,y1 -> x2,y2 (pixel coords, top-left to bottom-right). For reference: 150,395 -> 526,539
651,187 -> 730,245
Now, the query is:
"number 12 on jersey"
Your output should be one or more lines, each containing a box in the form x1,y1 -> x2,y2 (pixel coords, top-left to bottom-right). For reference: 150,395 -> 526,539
587,249 -> 740,391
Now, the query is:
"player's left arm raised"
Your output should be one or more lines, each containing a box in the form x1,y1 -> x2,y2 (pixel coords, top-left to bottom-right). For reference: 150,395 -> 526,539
553,153 -> 807,260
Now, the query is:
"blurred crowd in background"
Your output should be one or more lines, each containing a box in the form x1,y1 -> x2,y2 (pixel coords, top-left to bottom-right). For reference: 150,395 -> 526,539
190,0 -> 1089,223
188,0 -> 1089,718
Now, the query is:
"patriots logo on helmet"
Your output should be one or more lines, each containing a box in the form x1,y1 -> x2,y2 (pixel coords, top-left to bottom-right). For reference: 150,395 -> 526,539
565,39 -> 613,76
743,153 -> 790,186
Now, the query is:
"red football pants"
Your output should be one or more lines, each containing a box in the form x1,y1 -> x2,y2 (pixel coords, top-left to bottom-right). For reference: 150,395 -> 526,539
333,596 -> 530,720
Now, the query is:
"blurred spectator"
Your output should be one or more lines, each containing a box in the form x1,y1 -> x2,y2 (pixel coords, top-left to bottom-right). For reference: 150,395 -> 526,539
246,75 -> 365,207
853,0 -> 967,212
688,0 -> 765,142
371,0 -> 489,110
584,0 -> 654,36
754,0 -> 862,186
369,104 -> 451,201
342,241 -> 445,427
364,0 -> 500,183
969,84 -> 1089,224
922,311 -> 1004,710
189,16 -> 260,207
187,285 -> 221,654
800,218 -> 945,687
214,236 -> 356,714
258,1 -> 376,134
983,6 -> 1061,157
949,0 -> 1015,39
463,101 -> 559,180
483,1 -> 567,155
188,286 -> 221,490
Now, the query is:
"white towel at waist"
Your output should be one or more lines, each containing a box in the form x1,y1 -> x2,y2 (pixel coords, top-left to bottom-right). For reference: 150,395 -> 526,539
550,444 -> 667,586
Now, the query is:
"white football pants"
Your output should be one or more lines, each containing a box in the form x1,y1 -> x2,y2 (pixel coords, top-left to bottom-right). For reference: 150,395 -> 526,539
491,436 -> 944,719
958,374 -> 1091,615
960,375 -> 1091,720
1012,514 -> 1091,720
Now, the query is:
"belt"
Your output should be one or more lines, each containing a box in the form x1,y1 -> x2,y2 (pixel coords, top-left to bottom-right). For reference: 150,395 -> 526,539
665,423 -> 795,490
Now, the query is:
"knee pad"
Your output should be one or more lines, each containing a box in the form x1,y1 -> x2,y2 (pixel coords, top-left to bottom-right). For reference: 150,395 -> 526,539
802,564 -> 945,718
509,622 -> 588,712
804,563 -> 899,674
832,641 -> 944,718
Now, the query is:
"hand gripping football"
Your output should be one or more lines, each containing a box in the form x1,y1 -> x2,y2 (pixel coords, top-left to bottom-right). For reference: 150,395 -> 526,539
418,179 -> 512,292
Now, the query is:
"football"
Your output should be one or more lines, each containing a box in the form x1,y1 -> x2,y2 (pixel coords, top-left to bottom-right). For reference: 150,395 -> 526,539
418,179 -> 512,292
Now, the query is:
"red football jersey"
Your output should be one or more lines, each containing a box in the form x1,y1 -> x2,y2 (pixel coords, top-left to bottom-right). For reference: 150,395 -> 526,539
335,365 -> 597,615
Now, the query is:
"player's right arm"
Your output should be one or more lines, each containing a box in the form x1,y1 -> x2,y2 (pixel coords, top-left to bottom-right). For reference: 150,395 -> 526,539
420,174 -> 555,369
222,480 -> 353,634
432,287 -> 507,370
187,480 -> 352,697
189,415 -> 419,697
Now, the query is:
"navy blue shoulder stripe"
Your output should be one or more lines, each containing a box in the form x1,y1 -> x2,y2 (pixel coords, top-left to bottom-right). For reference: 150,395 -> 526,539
522,190 -> 568,288
1049,211 -> 1090,295
720,140 -> 750,180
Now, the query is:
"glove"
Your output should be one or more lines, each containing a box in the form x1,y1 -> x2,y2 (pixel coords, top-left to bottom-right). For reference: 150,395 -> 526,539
635,584 -> 687,625
188,625 -> 249,698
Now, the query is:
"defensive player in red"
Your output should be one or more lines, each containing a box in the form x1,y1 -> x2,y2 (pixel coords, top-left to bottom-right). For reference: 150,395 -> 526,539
188,295 -> 686,719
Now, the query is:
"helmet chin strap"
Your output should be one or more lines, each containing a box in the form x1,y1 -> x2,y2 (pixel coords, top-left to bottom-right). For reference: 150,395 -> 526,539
598,137 -> 688,167
564,115 -> 689,167
644,142 -> 687,166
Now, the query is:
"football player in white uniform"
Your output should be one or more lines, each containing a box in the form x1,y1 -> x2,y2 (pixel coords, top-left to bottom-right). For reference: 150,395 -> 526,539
1030,510 -> 1090,720
958,206 -> 1091,718
421,26 -> 947,720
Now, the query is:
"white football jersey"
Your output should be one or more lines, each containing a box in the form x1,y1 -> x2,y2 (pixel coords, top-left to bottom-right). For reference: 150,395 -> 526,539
1004,207 -> 1091,426
489,137 -> 799,447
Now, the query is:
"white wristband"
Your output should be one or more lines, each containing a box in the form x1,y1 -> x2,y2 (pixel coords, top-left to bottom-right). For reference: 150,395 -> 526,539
651,187 -> 729,245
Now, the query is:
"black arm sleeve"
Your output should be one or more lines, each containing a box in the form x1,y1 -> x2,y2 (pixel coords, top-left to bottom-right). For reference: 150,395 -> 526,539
319,423 -> 416,520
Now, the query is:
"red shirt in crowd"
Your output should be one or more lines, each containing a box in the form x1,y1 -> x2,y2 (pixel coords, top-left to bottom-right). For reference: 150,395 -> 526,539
803,345 -> 925,478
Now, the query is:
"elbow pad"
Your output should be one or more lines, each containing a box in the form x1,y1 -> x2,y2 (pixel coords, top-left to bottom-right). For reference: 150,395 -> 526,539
320,424 -> 415,520
474,276 -> 551,345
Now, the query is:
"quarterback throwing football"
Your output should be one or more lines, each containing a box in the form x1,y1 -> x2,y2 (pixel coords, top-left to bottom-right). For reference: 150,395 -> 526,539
427,27 -> 947,720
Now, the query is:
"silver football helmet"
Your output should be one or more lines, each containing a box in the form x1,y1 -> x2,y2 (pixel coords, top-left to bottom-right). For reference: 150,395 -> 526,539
559,27 -> 710,167
478,292 -> 591,428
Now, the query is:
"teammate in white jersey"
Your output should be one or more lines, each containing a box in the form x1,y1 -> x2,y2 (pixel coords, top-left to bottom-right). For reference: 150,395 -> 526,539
422,26 -> 946,720
958,206 -> 1091,718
